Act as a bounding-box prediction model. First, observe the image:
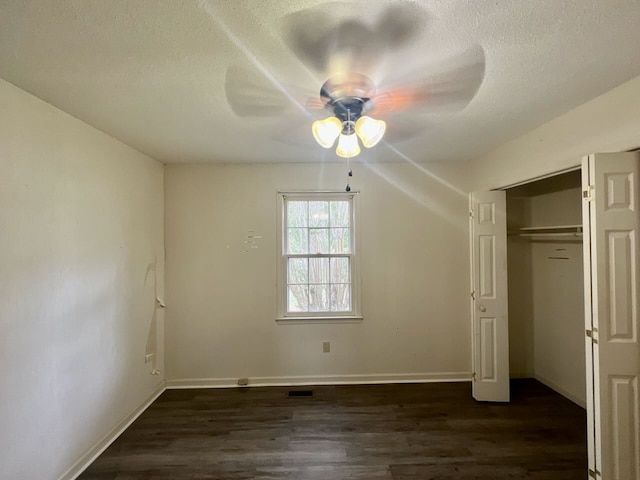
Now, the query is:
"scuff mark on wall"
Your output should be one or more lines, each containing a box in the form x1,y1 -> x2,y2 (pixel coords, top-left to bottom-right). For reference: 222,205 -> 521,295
241,230 -> 262,253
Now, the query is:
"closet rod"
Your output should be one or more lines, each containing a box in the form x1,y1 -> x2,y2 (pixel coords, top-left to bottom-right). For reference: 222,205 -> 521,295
518,224 -> 582,232
518,232 -> 583,238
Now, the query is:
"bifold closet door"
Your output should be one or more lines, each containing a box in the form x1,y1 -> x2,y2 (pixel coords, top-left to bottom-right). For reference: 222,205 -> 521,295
469,191 -> 509,402
583,152 -> 640,480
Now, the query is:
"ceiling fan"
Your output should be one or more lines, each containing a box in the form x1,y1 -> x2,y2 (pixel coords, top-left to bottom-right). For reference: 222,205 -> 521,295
223,2 -> 486,159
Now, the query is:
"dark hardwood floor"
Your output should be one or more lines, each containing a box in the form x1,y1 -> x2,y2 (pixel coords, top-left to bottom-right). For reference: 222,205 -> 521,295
80,379 -> 587,479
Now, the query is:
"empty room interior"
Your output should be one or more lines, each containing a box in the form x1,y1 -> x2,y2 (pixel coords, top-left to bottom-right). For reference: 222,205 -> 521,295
2,1 -> 640,479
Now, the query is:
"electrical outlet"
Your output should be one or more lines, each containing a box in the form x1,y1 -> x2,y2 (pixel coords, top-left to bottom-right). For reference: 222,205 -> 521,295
323,341 -> 330,353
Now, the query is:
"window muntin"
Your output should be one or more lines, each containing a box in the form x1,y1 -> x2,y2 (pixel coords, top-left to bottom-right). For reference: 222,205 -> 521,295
281,195 -> 356,317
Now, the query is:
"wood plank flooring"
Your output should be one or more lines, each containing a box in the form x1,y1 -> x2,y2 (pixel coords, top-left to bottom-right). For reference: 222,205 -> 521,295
79,379 -> 587,479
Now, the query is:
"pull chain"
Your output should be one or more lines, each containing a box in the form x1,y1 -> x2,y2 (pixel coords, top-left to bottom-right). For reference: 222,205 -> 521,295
346,109 -> 353,192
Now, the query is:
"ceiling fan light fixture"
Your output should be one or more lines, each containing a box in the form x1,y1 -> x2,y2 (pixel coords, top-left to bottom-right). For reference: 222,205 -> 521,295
336,132 -> 361,158
355,115 -> 386,148
312,116 -> 342,148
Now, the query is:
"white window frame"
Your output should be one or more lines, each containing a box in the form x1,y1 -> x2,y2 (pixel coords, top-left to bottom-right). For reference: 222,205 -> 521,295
276,191 -> 362,323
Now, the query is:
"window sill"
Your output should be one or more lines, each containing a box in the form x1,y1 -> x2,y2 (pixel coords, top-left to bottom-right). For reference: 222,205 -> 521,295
276,316 -> 363,324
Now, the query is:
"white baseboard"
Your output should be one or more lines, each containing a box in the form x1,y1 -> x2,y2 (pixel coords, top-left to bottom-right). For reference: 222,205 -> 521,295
534,374 -> 586,409
166,372 -> 472,389
59,382 -> 166,480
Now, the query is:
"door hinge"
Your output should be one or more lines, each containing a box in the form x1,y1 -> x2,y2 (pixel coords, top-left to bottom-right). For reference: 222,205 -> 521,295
469,210 -> 474,218
472,372 -> 476,381
588,468 -> 601,478
586,328 -> 599,344
471,291 -> 475,300
583,185 -> 594,201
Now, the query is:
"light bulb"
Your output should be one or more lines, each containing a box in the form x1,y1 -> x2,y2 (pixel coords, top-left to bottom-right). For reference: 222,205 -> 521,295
355,115 -> 386,148
312,116 -> 342,148
336,133 -> 361,158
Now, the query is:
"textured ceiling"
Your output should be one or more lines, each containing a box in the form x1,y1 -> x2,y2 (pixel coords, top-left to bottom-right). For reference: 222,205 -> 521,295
1,0 -> 640,164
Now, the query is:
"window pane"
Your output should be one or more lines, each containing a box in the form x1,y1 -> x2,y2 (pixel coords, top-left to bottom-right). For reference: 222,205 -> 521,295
309,284 -> 330,311
331,284 -> 351,311
288,258 -> 308,284
330,228 -> 350,253
330,201 -> 349,227
287,228 -> 308,254
309,201 -> 329,227
287,201 -> 308,227
309,228 -> 329,254
309,257 -> 329,284
288,285 -> 309,312
330,257 -> 350,283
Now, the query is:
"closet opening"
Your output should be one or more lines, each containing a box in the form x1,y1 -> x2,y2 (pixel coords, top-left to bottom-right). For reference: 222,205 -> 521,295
504,169 -> 587,408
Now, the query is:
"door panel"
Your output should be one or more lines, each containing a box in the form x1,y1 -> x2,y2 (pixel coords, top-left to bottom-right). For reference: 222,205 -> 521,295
479,236 -> 496,297
480,317 -> 497,381
607,231 -> 634,340
470,191 -> 509,402
584,152 -> 640,479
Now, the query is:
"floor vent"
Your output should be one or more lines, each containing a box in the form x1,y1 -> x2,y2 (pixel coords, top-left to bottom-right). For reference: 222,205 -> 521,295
288,390 -> 313,397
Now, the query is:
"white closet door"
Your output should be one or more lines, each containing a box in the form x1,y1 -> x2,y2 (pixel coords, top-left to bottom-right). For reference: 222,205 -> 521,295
584,152 -> 640,480
469,191 -> 510,402
582,162 -> 597,479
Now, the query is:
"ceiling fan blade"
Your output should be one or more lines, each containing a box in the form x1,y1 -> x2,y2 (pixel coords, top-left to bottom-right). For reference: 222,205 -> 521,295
270,117 -> 320,149
283,2 -> 429,78
370,45 -> 486,115
224,65 -> 321,118
372,3 -> 430,50
381,115 -> 429,144
305,97 -> 328,111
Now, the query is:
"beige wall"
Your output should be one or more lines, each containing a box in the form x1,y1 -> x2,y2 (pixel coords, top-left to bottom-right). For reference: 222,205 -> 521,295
467,74 -> 640,190
0,79 -> 165,480
164,162 -> 471,385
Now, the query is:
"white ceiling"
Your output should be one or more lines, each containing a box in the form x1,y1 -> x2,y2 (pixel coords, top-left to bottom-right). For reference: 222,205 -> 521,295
1,0 -> 640,164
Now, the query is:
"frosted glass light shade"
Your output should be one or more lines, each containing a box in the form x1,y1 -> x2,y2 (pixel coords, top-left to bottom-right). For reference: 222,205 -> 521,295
336,133 -> 361,158
355,115 -> 386,148
312,116 -> 342,148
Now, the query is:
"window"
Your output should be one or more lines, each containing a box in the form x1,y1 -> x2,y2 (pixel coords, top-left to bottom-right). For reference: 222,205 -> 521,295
277,192 -> 361,321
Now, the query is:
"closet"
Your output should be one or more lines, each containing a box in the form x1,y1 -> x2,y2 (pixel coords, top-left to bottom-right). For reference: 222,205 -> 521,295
470,152 -> 640,479
505,170 -> 586,407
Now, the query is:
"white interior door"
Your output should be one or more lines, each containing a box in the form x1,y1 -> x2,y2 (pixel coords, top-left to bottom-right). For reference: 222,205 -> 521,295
583,152 -> 640,480
469,191 -> 510,402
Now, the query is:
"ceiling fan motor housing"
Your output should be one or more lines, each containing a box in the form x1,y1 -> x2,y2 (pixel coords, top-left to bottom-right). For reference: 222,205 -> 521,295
332,99 -> 367,124
320,73 -> 376,123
